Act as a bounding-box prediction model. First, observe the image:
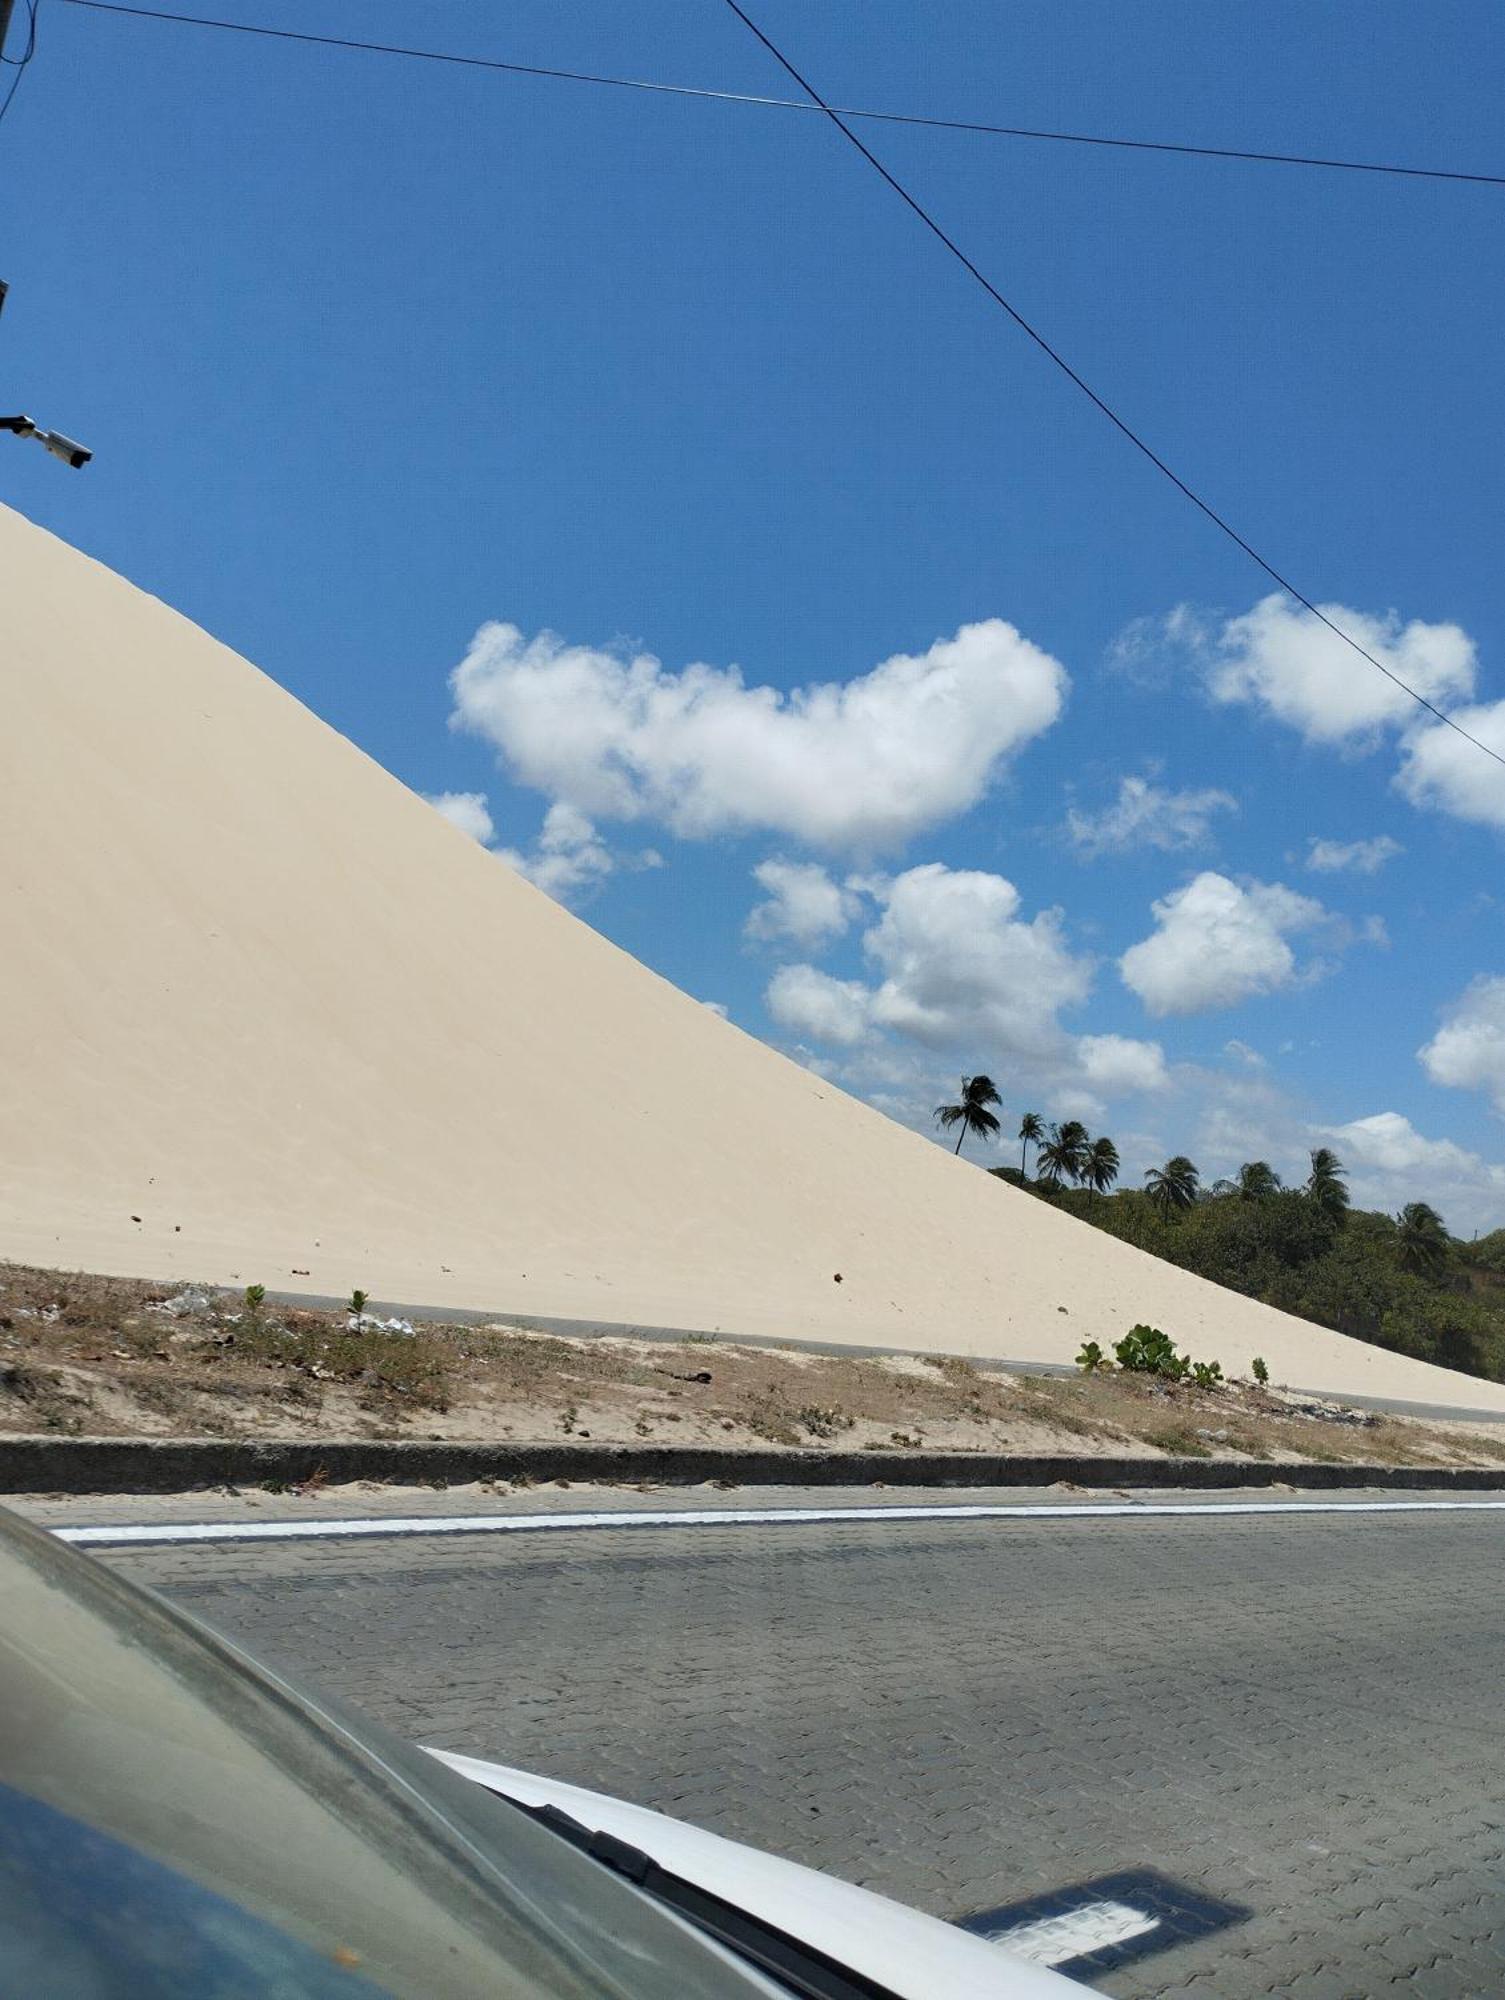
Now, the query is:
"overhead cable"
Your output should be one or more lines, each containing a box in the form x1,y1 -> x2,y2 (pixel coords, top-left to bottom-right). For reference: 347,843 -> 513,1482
720,0 -> 1505,773
57,0 -> 1505,190
0,0 -> 41,135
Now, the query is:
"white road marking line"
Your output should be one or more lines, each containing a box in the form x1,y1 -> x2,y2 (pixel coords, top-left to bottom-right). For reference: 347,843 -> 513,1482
50,1496 -> 1505,1547
986,1898 -> 1160,1966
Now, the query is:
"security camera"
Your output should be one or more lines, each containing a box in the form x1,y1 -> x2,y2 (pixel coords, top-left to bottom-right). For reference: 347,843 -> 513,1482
41,430 -> 91,469
0,413 -> 92,467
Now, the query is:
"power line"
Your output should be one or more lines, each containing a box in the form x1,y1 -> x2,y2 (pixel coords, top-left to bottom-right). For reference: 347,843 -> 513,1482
721,0 -> 1505,775
45,0 -> 1505,771
57,0 -> 1505,191
0,0 -> 40,135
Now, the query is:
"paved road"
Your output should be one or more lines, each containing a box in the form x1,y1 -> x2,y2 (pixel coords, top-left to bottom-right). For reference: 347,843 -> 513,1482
70,1489 -> 1505,1997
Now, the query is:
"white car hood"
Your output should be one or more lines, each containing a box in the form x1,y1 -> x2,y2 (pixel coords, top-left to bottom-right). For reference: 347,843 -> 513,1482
428,1748 -> 1087,1998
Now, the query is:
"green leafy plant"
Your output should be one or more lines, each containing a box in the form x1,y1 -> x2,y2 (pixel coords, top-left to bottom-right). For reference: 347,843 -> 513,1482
1075,1340 -> 1109,1374
1190,1359 -> 1224,1389
243,1283 -> 266,1313
348,1288 -> 368,1317
1114,1323 -> 1189,1379
1251,1356 -> 1270,1385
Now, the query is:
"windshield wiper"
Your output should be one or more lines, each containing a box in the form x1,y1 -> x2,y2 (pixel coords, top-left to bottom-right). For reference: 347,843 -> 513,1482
510,1797 -> 905,2000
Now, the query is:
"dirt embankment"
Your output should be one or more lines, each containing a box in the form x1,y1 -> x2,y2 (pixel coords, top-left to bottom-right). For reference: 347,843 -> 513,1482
4,1262 -> 1505,1472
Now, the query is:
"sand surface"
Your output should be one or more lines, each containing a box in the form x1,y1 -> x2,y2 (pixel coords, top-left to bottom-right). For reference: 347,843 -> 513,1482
4,502 -> 1502,1412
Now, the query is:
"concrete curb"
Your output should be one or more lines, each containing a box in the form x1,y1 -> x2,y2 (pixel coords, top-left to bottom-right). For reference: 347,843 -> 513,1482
5,1434 -> 1505,1496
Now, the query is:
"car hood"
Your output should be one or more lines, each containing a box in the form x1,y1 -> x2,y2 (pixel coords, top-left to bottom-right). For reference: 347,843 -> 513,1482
428,1749 -> 1087,1999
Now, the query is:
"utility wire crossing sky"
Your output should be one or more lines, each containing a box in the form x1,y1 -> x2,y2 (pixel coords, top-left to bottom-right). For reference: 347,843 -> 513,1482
54,0 -> 1505,189
48,0 -> 1505,784
722,0 -> 1505,776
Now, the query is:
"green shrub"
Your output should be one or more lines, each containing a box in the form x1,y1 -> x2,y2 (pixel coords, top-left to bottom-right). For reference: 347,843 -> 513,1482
233,1314 -> 452,1411
243,1284 -> 266,1312
1114,1324 -> 1189,1379
1190,1360 -> 1223,1388
1380,1291 -> 1501,1377
1015,1172 -> 1505,1385
1075,1340 -> 1108,1374
1462,1229 -> 1505,1275
1251,1356 -> 1269,1385
348,1289 -> 368,1317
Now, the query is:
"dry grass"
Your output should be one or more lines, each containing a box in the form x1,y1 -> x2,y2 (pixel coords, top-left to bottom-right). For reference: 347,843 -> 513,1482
2,1259 -> 1504,1468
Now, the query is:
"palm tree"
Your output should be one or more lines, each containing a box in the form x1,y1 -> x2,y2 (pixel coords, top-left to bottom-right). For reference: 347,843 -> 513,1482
1397,1201 -> 1450,1278
1305,1147 -> 1350,1225
1056,1120 -> 1090,1182
1083,1135 -> 1120,1199
1018,1110 -> 1045,1179
1145,1155 -> 1200,1217
933,1074 -> 1002,1157
1236,1160 -> 1281,1201
1037,1119 -> 1090,1186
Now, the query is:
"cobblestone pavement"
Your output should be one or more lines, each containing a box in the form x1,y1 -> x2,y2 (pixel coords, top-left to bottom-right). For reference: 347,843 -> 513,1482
83,1494 -> 1505,1997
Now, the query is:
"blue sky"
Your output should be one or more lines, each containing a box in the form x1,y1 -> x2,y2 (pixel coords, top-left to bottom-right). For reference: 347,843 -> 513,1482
6,1 -> 1505,1226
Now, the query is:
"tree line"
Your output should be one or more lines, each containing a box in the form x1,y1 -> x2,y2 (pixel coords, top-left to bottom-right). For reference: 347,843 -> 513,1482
932,1073 -> 1500,1383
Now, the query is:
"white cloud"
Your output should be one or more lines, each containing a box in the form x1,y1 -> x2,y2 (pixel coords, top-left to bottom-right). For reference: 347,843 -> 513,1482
1305,834 -> 1402,875
1394,699 -> 1505,831
1325,1110 -> 1493,1181
1105,603 -> 1209,688
1075,1033 -> 1169,1095
1223,1038 -> 1266,1069
762,863 -> 1166,1120
764,864 -> 1089,1058
497,802 -> 621,905
765,964 -> 873,1047
745,859 -> 862,950
448,618 -> 1067,854
1119,872 -> 1329,1017
427,786 -> 662,906
861,864 -> 1091,1055
1419,976 -> 1505,1114
700,999 -> 729,1019
1200,595 -> 1476,748
425,790 -> 495,844
1066,774 -> 1236,858
1119,596 -> 1504,838
1321,1112 -> 1505,1229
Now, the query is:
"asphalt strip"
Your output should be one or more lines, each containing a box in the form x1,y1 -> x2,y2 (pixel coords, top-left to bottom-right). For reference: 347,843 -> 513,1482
52,1497 -> 1505,1547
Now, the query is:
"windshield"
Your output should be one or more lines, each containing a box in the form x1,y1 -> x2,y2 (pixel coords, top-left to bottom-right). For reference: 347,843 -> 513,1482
0,1506 -> 776,1998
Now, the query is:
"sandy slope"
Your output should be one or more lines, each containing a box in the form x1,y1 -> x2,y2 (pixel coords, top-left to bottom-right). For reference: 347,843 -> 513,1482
4,503 -> 1501,1411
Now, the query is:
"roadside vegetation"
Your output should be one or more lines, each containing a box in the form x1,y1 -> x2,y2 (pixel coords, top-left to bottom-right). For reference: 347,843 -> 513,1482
4,1261 -> 1504,1470
990,1107 -> 1505,1384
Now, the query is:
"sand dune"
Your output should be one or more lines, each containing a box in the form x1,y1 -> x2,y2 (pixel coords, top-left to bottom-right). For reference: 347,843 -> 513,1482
4,502 -> 1500,1411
